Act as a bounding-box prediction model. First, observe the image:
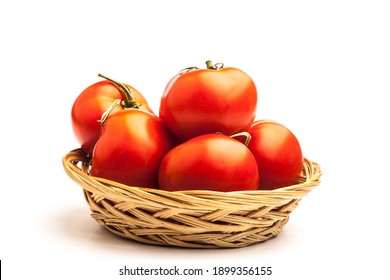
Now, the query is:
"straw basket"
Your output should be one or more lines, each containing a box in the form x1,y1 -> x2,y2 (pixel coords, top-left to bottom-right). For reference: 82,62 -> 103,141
62,148 -> 322,248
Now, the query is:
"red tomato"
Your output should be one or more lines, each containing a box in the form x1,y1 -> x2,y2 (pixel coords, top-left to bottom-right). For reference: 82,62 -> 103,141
71,74 -> 153,155
247,120 -> 303,190
158,133 -> 259,192
159,61 -> 258,142
90,109 -> 176,188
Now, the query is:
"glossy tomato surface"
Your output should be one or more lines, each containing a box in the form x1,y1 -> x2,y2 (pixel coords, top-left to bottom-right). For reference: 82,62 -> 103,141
90,109 -> 175,188
158,133 -> 259,192
71,78 -> 152,155
248,120 -> 303,190
159,62 -> 258,141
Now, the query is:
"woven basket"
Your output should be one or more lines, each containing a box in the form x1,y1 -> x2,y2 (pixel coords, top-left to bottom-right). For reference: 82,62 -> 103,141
62,148 -> 322,248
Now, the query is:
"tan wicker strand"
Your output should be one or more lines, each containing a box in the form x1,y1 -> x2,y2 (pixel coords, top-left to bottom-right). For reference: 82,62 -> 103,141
62,148 -> 322,248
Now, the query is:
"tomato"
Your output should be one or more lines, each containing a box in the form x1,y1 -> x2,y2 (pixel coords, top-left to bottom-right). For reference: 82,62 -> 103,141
90,108 -> 176,188
247,120 -> 303,190
71,73 -> 153,155
158,133 -> 259,192
159,60 -> 258,142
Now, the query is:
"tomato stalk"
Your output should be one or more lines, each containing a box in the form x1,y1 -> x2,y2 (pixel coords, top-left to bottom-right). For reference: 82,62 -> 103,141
205,60 -> 224,70
97,73 -> 140,109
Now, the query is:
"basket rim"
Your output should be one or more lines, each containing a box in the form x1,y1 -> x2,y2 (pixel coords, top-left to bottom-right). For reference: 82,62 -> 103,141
62,148 -> 322,199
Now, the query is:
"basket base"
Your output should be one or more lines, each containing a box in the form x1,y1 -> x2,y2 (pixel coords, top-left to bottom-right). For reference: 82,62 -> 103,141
85,190 -> 290,249
100,217 -> 288,249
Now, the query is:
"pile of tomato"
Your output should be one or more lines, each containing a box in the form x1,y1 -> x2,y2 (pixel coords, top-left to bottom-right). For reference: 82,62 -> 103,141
71,61 -> 303,192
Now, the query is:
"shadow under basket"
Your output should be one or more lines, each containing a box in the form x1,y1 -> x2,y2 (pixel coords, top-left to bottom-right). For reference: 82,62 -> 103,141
62,148 -> 322,249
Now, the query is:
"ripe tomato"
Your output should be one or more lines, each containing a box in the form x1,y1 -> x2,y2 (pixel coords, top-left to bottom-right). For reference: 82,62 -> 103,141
90,108 -> 176,188
247,120 -> 303,190
159,61 -> 258,141
158,133 -> 259,192
71,73 -> 153,155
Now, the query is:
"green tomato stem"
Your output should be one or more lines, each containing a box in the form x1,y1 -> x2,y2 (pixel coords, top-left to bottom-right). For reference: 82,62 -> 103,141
97,73 -> 139,109
205,60 -> 224,70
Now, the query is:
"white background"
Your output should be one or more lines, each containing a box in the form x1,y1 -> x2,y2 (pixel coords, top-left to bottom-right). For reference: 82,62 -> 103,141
1,0 -> 389,279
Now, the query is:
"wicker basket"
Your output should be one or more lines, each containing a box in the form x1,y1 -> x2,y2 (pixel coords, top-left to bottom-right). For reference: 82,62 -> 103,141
62,148 -> 322,248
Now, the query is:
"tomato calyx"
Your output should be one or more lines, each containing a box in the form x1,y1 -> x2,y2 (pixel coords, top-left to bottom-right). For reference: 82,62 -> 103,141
178,66 -> 199,75
230,131 -> 252,146
97,73 -> 140,109
216,131 -> 252,146
98,99 -> 121,126
177,60 -> 224,75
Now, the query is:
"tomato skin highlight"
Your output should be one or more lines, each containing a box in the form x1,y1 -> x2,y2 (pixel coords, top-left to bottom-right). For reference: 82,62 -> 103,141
90,109 -> 175,188
247,120 -> 303,190
158,133 -> 260,192
71,79 -> 153,155
159,65 -> 258,142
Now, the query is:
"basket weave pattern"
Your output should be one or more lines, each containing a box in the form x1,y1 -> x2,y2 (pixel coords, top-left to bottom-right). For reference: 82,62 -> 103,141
63,148 -> 322,248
